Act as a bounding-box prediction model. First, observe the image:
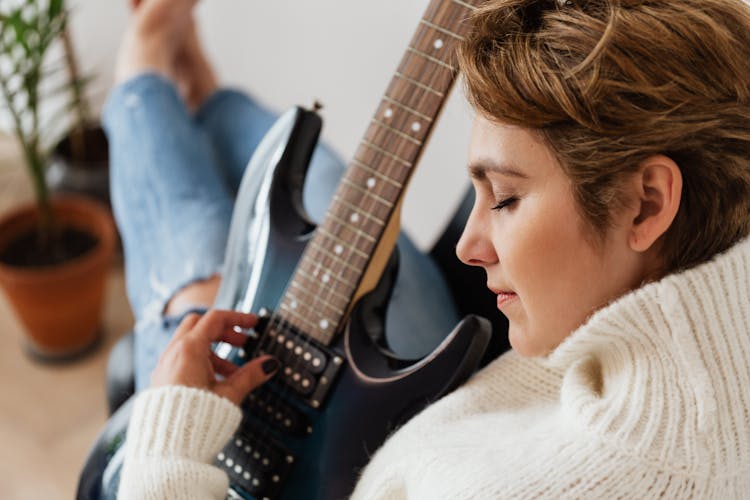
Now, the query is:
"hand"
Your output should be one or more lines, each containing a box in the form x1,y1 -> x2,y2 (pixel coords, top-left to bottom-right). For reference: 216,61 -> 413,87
151,309 -> 279,405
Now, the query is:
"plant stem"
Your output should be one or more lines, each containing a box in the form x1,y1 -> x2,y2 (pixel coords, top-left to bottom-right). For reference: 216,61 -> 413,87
61,23 -> 88,160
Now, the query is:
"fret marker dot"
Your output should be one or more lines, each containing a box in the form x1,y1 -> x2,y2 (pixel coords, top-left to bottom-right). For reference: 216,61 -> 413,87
434,38 -> 444,49
322,273 -> 330,283
290,299 -> 298,309
384,108 -> 393,118
334,244 -> 343,255
411,122 -> 421,132
320,319 -> 329,330
366,177 -> 376,189
350,212 -> 360,223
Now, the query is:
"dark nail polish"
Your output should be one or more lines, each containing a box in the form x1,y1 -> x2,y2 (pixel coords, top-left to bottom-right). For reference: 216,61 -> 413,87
262,358 -> 280,375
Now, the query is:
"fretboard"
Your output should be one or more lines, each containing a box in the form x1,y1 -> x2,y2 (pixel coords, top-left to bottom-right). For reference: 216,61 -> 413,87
278,0 -> 483,345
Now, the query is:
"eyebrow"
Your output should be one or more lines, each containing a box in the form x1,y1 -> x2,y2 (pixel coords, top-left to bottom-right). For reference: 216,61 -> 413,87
467,160 -> 529,180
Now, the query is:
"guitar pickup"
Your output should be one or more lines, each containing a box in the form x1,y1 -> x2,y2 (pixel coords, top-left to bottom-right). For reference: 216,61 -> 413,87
242,386 -> 310,436
265,325 -> 329,374
217,421 -> 294,499
244,312 -> 345,409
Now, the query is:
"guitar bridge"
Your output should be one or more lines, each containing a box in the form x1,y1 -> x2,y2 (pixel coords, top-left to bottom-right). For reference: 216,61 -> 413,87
243,311 -> 345,409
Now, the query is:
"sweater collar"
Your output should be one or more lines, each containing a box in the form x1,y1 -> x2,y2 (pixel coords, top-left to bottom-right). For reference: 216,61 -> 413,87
543,235 -> 750,470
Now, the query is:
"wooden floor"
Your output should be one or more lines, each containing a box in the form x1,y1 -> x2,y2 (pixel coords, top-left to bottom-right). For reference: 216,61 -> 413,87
0,138 -> 134,499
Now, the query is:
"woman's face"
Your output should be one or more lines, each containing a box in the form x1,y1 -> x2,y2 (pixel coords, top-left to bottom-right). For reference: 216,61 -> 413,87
457,116 -> 648,356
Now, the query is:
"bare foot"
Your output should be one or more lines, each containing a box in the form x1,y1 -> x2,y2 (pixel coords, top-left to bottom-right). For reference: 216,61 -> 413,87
115,0 -> 217,109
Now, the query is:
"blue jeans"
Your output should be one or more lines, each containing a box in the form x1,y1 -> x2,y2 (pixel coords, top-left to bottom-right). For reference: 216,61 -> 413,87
103,74 -> 460,392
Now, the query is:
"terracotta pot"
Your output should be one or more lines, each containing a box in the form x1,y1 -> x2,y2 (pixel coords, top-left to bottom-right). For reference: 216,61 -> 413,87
0,196 -> 116,360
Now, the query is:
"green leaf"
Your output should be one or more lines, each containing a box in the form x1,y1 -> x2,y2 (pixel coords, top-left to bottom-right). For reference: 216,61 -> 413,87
48,0 -> 65,19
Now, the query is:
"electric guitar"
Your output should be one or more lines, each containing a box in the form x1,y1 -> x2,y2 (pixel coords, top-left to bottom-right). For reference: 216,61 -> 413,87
94,1 -> 490,499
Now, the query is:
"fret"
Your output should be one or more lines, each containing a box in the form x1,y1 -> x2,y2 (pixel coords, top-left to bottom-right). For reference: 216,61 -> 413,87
282,295 -> 344,319
361,139 -> 413,167
340,177 -> 395,209
324,213 -> 378,245
406,46 -> 456,72
308,240 -> 363,273
290,281 -> 350,309
371,118 -> 423,146
281,287 -> 345,316
381,95 -> 434,123
419,19 -> 466,41
451,0 -> 479,11
295,268 -> 353,302
385,80 -> 445,121
363,129 -> 421,174
332,194 -> 385,226
280,306 -> 327,335
425,1 -> 478,35
394,71 -> 445,97
346,162 -> 403,202
301,245 -> 362,286
399,25 -> 458,91
351,158 -> 403,188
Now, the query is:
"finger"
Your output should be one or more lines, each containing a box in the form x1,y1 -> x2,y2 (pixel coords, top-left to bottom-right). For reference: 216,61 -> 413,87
216,356 -> 279,405
173,311 -> 202,338
210,353 -> 238,378
191,309 -> 257,346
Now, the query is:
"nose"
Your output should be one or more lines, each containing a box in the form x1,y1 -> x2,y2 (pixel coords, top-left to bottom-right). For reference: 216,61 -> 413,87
456,200 -> 498,267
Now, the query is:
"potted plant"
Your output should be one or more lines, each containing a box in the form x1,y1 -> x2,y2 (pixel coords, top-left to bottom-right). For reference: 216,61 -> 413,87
46,16 -> 111,206
0,0 -> 115,360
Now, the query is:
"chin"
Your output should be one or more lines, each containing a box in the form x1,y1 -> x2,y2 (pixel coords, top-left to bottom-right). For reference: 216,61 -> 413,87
508,324 -> 544,357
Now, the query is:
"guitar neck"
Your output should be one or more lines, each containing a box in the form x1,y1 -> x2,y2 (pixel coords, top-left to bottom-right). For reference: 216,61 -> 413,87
278,0 -> 482,345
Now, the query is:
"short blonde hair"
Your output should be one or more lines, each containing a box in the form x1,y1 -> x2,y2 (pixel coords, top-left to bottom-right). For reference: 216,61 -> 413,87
459,0 -> 750,273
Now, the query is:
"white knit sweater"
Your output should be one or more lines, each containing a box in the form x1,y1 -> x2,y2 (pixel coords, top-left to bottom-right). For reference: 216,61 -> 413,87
119,236 -> 750,499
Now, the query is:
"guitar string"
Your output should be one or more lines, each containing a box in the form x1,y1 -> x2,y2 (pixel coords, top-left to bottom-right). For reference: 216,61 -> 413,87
231,3 -> 476,486
260,1 -> 470,381
244,4 -> 470,479
256,5 -> 463,410
242,5 -> 473,482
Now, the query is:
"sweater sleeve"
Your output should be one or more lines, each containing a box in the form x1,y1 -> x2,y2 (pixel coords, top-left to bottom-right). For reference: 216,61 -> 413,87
118,385 -> 242,500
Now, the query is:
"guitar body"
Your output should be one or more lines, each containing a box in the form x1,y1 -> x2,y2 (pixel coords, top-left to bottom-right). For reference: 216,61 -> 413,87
214,106 -> 490,499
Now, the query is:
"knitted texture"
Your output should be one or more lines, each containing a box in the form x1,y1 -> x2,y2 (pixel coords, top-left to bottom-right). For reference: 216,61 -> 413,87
118,386 -> 242,499
352,235 -> 750,499
117,236 -> 750,499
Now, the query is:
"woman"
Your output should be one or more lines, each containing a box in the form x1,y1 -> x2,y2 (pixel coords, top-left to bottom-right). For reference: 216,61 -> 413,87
118,0 -> 750,498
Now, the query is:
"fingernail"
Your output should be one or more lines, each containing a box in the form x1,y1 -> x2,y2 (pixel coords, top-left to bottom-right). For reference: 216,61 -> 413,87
262,358 -> 280,375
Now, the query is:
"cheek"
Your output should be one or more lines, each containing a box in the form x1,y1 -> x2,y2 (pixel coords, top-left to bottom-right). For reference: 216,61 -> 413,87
495,198 -> 602,353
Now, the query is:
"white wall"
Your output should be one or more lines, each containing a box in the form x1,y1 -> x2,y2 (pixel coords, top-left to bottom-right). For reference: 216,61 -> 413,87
68,0 -> 474,250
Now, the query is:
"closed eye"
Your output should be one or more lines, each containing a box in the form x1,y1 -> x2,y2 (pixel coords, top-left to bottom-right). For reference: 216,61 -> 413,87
492,196 -> 518,211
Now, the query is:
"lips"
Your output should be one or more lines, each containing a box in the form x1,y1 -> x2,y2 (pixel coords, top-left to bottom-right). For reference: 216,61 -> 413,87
489,284 -> 517,309
496,291 -> 518,309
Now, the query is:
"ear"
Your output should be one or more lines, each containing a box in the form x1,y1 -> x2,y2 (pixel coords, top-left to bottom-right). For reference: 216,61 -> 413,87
627,155 -> 682,252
